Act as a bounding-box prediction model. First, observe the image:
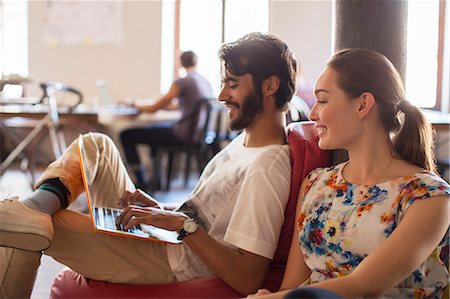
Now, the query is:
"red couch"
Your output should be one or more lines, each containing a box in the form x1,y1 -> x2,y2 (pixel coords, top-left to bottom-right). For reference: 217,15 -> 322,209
50,121 -> 332,298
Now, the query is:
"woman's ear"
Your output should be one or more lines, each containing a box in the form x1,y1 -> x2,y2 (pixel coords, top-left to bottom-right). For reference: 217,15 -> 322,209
262,75 -> 280,97
357,92 -> 376,119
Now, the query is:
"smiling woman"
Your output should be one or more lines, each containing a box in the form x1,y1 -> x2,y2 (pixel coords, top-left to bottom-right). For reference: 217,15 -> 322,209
249,49 -> 450,299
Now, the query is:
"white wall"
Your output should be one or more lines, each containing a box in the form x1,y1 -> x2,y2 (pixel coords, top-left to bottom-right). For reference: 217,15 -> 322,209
26,1 -> 332,105
269,0 -> 333,88
28,1 -> 162,105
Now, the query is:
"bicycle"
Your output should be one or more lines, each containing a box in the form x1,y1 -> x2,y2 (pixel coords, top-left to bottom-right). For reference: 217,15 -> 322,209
0,82 -> 98,187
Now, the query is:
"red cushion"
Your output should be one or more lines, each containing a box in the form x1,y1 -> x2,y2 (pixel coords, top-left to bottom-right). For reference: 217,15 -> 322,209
272,121 -> 331,265
50,266 -> 286,299
50,121 -> 331,298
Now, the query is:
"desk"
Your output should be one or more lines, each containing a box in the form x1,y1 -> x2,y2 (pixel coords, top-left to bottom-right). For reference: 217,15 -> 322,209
98,106 -> 180,125
96,107 -> 181,180
423,109 -> 450,131
0,104 -> 98,123
0,104 -> 101,178
97,106 -> 181,142
0,104 -> 180,179
0,104 -> 181,130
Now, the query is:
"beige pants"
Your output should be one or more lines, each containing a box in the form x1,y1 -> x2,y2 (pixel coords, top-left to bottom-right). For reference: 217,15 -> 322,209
1,133 -> 176,298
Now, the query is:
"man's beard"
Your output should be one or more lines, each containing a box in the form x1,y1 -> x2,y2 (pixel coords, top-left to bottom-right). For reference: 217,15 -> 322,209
229,93 -> 264,131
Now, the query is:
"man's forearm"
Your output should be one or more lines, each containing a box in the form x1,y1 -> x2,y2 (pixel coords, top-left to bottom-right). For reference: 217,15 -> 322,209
183,227 -> 271,295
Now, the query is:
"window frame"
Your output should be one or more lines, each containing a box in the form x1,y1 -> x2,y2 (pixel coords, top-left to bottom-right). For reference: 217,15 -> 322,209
435,0 -> 446,111
170,1 -> 448,112
171,0 -> 268,96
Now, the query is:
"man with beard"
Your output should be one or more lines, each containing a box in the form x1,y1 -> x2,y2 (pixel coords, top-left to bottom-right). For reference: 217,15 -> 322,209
0,32 -> 297,297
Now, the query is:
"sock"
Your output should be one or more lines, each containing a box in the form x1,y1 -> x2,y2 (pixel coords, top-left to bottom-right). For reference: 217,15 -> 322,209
20,178 -> 70,215
20,189 -> 61,215
38,178 -> 70,208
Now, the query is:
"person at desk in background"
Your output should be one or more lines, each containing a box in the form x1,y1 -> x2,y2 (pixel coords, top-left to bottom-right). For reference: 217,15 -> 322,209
0,32 -> 297,298
120,50 -> 213,191
249,49 -> 450,299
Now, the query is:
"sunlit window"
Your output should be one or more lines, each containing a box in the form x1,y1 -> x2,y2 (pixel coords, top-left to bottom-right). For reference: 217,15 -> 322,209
224,0 -> 269,43
179,0 -> 222,95
160,0 -> 176,95
0,0 -> 28,77
406,0 -> 440,109
166,0 -> 269,96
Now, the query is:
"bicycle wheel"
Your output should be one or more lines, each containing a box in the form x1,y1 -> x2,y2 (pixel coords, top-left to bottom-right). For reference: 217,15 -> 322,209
28,119 -> 97,187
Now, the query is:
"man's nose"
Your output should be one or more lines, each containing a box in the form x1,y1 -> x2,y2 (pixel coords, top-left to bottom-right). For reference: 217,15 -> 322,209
218,87 -> 228,102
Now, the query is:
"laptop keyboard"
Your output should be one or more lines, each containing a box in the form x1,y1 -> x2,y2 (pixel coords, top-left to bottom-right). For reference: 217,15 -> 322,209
94,206 -> 143,234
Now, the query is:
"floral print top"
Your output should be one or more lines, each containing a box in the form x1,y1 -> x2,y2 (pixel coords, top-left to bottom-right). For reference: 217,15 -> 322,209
298,162 -> 450,298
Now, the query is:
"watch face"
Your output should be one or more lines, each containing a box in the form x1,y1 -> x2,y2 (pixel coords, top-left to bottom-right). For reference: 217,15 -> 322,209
183,219 -> 198,233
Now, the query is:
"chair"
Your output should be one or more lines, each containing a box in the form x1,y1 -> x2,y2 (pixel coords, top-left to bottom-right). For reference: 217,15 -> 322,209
49,121 -> 332,298
155,98 -> 220,191
204,101 -> 225,157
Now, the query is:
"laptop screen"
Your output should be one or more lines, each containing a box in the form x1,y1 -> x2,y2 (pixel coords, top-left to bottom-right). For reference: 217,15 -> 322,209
77,134 -> 181,244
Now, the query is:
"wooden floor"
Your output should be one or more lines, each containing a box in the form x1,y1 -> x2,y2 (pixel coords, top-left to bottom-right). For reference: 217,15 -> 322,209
0,166 -> 196,299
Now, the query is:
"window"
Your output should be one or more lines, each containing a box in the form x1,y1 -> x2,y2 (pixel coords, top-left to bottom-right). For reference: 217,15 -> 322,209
0,0 -> 28,98
223,0 -> 269,43
406,0 -> 449,111
161,0 -> 269,96
0,0 -> 28,77
179,0 -> 222,95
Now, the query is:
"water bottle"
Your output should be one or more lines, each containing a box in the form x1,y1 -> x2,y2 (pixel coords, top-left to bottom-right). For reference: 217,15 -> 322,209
96,79 -> 112,106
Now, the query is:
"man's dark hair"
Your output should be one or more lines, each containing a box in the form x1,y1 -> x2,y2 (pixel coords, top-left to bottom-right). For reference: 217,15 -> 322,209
218,32 -> 297,111
180,51 -> 198,68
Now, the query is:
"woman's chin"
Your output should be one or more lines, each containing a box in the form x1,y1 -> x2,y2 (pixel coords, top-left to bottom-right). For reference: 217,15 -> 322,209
318,139 -> 333,151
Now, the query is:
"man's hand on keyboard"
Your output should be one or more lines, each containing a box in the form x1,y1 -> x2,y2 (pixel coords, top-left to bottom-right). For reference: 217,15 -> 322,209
116,205 -> 187,232
119,189 -> 161,209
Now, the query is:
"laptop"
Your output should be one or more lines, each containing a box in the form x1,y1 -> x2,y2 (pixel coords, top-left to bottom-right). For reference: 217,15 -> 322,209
77,135 -> 181,244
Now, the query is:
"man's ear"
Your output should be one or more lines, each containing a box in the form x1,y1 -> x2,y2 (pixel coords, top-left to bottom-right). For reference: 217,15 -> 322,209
357,92 -> 376,119
262,75 -> 280,97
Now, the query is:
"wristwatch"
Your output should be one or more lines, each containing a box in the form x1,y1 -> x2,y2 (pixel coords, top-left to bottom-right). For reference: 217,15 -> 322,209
177,218 -> 198,240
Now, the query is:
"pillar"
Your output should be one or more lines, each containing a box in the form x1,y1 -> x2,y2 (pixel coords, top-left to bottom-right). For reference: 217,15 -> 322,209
335,0 -> 408,80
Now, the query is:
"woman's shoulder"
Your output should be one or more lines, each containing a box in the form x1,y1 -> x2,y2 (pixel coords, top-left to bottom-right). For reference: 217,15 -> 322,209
402,171 -> 450,194
394,171 -> 450,211
393,158 -> 448,188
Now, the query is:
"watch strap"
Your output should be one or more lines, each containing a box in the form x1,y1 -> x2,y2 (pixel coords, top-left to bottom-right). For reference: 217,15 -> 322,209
177,228 -> 188,241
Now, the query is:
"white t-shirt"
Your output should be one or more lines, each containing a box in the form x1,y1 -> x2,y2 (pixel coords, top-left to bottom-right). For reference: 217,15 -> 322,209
166,132 -> 291,281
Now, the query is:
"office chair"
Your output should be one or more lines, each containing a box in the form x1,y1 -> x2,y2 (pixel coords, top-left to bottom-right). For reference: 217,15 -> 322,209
155,98 -> 220,191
